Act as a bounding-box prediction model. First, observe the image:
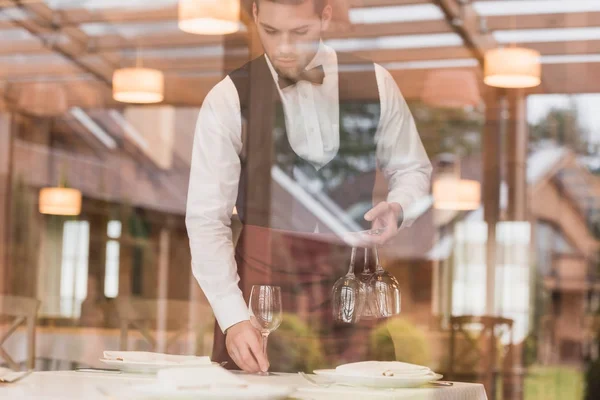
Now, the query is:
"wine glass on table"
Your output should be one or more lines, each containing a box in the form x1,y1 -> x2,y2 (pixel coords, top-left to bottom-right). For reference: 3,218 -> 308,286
249,285 -> 282,375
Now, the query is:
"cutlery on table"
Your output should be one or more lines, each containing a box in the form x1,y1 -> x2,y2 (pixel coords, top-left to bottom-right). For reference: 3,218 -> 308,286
299,372 -> 336,388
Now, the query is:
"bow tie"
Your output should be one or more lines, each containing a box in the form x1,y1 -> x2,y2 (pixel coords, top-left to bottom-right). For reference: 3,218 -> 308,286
278,65 -> 325,89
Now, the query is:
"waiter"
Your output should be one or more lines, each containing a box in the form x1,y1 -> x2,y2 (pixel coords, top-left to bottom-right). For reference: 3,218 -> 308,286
186,0 -> 431,374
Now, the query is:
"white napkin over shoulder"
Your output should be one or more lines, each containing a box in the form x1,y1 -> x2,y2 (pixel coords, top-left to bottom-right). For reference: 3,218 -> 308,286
335,361 -> 434,377
103,351 -> 211,365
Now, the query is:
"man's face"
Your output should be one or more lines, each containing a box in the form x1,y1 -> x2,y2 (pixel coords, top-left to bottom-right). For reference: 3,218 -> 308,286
253,1 -> 331,79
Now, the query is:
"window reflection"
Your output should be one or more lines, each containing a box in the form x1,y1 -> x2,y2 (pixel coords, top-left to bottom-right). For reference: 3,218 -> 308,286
0,2 -> 598,399
59,220 -> 90,318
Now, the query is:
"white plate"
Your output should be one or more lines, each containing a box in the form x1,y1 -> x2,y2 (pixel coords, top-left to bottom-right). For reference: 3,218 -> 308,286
313,369 -> 443,388
131,383 -> 294,400
99,358 -> 214,374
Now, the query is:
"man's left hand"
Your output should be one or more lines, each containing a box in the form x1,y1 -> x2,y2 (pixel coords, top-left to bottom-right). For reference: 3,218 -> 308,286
363,202 -> 403,245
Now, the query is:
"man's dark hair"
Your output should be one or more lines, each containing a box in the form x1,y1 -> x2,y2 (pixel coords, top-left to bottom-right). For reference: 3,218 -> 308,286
255,0 -> 327,15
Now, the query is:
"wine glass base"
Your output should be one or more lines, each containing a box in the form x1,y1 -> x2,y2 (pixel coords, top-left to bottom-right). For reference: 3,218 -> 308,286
256,371 -> 273,376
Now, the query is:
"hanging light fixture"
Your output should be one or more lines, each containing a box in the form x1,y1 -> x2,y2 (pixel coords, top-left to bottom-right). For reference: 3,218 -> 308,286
113,67 -> 164,104
422,70 -> 481,109
484,47 -> 541,89
432,153 -> 481,211
17,82 -> 69,117
433,178 -> 481,211
178,0 -> 241,35
39,187 -> 82,216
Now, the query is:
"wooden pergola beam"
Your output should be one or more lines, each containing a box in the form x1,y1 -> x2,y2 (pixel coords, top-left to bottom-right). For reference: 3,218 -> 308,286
0,45 -> 474,80
487,11 -> 600,32
435,0 -> 497,65
3,0 -> 116,85
526,40 -> 600,56
534,61 -> 600,95
5,38 -> 600,82
352,0 -> 432,5
0,0 -> 432,30
4,5 -> 598,33
0,19 -> 453,56
3,66 -> 479,109
6,60 -> 600,110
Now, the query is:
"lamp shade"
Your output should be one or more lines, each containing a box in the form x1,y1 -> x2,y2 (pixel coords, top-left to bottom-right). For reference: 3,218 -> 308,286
433,177 -> 481,211
422,70 -> 481,108
484,47 -> 541,89
113,68 -> 164,104
178,0 -> 240,35
18,82 -> 69,117
39,187 -> 82,216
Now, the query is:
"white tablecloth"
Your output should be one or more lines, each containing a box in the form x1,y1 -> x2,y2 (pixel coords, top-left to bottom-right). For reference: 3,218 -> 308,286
2,327 -> 212,368
0,371 -> 488,400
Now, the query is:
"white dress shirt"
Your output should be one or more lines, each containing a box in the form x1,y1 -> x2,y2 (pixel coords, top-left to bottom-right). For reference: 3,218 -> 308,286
186,43 -> 432,333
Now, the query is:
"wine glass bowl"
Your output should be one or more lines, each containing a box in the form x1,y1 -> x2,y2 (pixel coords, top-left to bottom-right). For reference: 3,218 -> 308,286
332,247 -> 364,324
249,285 -> 282,374
367,247 -> 401,318
370,271 -> 401,318
332,276 -> 364,324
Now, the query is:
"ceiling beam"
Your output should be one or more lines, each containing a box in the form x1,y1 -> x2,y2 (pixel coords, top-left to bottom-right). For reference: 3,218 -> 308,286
434,0 -> 496,66
5,38 -> 600,81
0,46 -> 473,80
5,0 -> 115,86
534,60 -> 600,96
5,58 -> 600,111
486,11 -> 600,31
0,0 -> 433,30
526,40 -> 600,57
3,67 -> 477,109
1,19 -> 453,56
351,0 -> 433,6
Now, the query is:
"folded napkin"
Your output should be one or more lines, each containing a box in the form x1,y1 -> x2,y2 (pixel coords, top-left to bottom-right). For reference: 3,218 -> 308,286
157,366 -> 248,390
103,351 -> 211,365
335,361 -> 434,377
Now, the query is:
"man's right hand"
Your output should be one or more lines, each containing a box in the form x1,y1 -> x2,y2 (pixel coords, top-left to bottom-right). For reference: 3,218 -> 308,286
225,320 -> 269,373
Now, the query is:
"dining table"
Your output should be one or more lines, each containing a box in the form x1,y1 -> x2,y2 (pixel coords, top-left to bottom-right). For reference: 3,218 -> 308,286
0,369 -> 488,400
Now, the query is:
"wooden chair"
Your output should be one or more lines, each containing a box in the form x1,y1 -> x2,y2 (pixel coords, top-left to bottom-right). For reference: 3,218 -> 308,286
114,297 -> 213,354
0,295 -> 40,370
448,315 -> 514,400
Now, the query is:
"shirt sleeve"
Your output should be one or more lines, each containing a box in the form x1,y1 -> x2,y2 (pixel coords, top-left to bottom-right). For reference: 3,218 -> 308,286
185,76 -> 250,333
374,64 -> 433,229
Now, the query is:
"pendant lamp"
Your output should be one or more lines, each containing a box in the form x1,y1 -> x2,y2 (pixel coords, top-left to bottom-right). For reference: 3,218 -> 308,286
178,0 -> 241,35
484,47 -> 541,89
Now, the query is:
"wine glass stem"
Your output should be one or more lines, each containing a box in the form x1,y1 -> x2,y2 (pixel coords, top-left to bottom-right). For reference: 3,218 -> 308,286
262,332 -> 269,357
348,247 -> 357,275
373,246 -> 384,272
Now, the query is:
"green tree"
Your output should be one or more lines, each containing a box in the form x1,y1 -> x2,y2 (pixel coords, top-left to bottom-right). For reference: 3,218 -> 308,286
530,101 -> 590,153
408,101 -> 484,158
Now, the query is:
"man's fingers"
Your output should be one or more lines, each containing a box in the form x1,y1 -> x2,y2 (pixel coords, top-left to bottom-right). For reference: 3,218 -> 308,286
229,344 -> 257,373
248,333 -> 269,372
237,344 -> 261,373
364,202 -> 390,221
